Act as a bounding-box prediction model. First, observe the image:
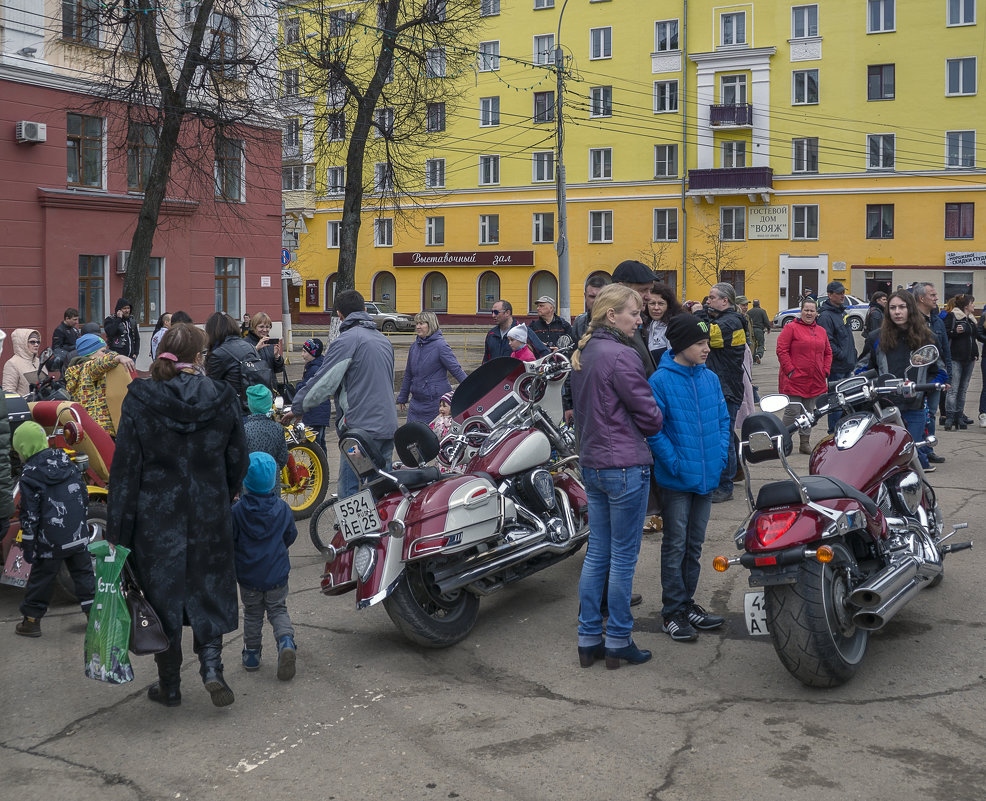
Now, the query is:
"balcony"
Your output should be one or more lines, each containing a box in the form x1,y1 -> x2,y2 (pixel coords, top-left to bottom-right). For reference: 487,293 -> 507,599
709,103 -> 754,127
687,166 -> 773,203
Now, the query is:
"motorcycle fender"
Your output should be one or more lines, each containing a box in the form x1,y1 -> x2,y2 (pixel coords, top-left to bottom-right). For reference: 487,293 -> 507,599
744,498 -> 878,553
355,496 -> 410,608
552,472 -> 587,516
87,486 -> 108,501
747,565 -> 801,587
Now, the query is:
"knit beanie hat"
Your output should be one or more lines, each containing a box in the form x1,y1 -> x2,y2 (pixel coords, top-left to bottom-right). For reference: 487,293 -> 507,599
666,314 -> 711,354
506,324 -> 528,343
243,451 -> 277,494
246,384 -> 272,415
440,391 -> 453,406
13,421 -> 48,461
75,333 -> 106,358
303,338 -> 324,358
80,322 -> 101,335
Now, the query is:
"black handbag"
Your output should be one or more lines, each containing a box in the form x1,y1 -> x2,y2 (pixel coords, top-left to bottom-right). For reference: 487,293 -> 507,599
122,562 -> 170,655
277,367 -> 296,403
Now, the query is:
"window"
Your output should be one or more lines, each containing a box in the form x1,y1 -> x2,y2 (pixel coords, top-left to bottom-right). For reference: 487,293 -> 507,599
479,154 -> 500,185
327,112 -> 345,141
426,216 -> 445,246
209,13 -> 238,79
589,210 -> 613,243
721,12 -> 746,45
947,130 -> 976,167
792,5 -> 818,37
214,257 -> 242,319
793,69 -> 819,104
480,0 -> 500,16
866,204 -> 894,238
425,0 -> 446,21
945,203 -> 975,238
127,123 -> 157,191
534,91 -> 555,123
373,271 -> 396,304
426,102 -> 446,132
792,205 -> 819,239
141,258 -> 162,326
654,80 -> 678,112
423,272 -> 448,312
327,166 -> 345,194
479,41 -> 500,71
374,162 -> 393,193
793,137 -> 819,173
590,27 -> 612,59
329,10 -> 348,36
284,16 -> 299,44
720,270 -> 746,295
480,96 -> 500,126
947,57 -> 977,95
215,137 -> 243,200
867,133 -> 895,169
533,212 -> 554,243
654,144 -> 678,178
67,113 -> 103,187
282,68 -> 299,97
62,0 -> 100,46
374,107 -> 393,137
478,271 -> 500,312
653,209 -> 678,242
534,0 -> 554,8
283,118 -> 300,153
426,47 -> 446,78
327,80 -> 346,108
282,165 -> 311,190
375,218 -> 393,247
720,207 -> 746,241
122,0 -> 152,56
425,158 -> 445,188
867,0 -> 894,33
529,271 -> 558,313
534,34 -> 554,66
590,148 -> 612,180
867,64 -> 894,100
326,220 -> 340,248
480,214 -> 499,244
655,20 -> 679,51
78,255 -> 105,325
721,74 -> 747,105
532,150 -> 554,182
590,86 -> 612,117
948,0 -> 975,25
722,141 -> 746,168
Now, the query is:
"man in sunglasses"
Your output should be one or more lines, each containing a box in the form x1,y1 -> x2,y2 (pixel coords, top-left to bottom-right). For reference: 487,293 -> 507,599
482,300 -> 549,363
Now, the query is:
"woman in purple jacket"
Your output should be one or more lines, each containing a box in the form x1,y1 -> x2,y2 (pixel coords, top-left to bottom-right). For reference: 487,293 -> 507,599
397,312 -> 467,423
571,285 -> 663,669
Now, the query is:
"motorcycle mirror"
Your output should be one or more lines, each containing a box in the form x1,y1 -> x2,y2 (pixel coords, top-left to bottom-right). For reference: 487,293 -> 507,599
759,394 -> 790,414
909,344 -> 939,368
339,436 -> 379,476
273,396 -> 285,412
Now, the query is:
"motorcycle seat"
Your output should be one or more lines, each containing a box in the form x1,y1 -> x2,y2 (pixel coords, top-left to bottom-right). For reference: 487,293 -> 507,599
368,467 -> 442,498
755,475 -> 879,517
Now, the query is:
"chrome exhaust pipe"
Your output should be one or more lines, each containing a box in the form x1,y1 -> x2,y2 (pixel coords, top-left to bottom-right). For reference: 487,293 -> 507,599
849,556 -> 919,608
852,561 -> 943,631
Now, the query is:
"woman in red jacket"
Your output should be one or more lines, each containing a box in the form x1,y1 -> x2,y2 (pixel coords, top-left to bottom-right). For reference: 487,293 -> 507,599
776,298 -> 832,453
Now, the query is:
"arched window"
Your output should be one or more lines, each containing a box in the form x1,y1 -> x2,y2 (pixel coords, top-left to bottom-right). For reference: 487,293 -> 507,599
324,273 -> 337,311
372,271 -> 396,306
528,271 -> 558,314
586,269 -> 611,288
422,271 -> 448,312
477,270 -> 500,313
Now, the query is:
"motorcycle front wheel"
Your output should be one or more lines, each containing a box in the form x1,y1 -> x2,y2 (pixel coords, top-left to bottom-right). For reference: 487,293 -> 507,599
281,441 -> 329,520
765,540 -> 869,688
383,564 -> 480,648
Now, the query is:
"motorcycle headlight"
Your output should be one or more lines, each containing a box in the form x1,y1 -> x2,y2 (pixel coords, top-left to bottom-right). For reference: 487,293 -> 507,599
353,544 -> 376,584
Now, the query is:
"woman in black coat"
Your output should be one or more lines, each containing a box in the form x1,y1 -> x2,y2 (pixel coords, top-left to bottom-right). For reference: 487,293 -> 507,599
205,312 -> 270,412
107,323 -> 248,707
245,311 -> 284,383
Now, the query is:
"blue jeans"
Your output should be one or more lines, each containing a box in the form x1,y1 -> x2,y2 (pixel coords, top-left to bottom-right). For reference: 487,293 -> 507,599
827,370 -> 850,433
659,489 -> 713,619
338,437 -> 394,499
919,389 -> 941,459
946,361 -> 975,419
901,409 -> 930,469
717,399 -> 740,494
578,465 -> 651,648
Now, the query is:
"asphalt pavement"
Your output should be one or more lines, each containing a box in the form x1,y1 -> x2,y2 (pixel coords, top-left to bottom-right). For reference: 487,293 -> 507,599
2,330 -> 985,801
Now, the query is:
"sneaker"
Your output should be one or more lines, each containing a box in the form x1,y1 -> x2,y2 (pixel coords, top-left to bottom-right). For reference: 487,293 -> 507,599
686,603 -> 724,630
927,453 -> 946,464
923,465 -> 936,473
980,413 -> 986,428
662,612 -> 699,642
709,489 -> 733,504
241,648 -> 262,671
15,616 -> 41,638
276,635 -> 297,681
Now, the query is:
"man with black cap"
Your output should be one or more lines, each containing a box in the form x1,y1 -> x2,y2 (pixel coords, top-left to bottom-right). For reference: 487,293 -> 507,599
612,260 -> 658,375
817,281 -> 858,434
528,296 -> 573,349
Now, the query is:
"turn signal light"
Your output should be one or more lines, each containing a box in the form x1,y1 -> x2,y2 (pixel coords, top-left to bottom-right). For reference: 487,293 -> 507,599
713,555 -> 730,572
815,545 -> 835,563
755,511 -> 798,546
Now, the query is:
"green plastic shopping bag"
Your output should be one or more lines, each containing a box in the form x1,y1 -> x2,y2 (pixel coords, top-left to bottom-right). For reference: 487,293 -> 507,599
85,541 -> 134,684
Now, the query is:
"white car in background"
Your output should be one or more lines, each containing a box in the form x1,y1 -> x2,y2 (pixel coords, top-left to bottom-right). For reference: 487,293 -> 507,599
772,294 -> 869,331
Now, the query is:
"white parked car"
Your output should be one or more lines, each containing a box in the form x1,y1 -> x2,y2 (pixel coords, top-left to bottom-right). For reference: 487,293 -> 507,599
772,294 -> 868,331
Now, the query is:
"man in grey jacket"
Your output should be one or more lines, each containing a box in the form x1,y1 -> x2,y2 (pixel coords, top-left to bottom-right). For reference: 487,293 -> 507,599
287,290 -> 398,499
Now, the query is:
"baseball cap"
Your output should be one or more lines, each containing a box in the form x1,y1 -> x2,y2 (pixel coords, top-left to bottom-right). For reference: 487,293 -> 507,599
827,281 -> 846,294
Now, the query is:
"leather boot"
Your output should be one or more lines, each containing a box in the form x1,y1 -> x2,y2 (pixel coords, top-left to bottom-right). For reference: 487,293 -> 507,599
197,637 -> 234,707
799,435 -> 811,455
148,644 -> 182,707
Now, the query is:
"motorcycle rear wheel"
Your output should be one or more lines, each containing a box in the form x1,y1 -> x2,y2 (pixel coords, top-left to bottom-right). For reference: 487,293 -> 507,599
383,564 -> 480,648
282,441 -> 329,520
765,540 -> 869,688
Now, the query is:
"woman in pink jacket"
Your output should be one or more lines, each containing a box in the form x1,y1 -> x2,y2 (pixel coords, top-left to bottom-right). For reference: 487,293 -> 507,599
775,298 -> 832,454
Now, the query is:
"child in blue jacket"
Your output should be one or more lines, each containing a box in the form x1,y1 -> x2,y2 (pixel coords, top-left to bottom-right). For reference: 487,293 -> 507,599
647,315 -> 730,643
295,338 -> 333,452
232,452 -> 299,679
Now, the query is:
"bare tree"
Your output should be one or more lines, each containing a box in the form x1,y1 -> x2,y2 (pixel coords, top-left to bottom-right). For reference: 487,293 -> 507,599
687,222 -> 757,291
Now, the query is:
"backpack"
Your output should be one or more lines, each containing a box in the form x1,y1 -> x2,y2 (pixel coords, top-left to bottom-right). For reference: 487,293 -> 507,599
239,349 -> 274,392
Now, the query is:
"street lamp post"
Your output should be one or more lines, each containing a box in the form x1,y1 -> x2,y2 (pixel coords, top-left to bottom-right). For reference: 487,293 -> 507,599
555,0 -> 570,321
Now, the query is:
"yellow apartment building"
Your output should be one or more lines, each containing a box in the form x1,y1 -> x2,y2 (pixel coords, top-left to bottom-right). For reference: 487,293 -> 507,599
283,0 -> 986,323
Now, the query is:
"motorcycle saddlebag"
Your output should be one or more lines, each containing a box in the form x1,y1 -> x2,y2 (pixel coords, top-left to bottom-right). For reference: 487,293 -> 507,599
403,475 -> 503,558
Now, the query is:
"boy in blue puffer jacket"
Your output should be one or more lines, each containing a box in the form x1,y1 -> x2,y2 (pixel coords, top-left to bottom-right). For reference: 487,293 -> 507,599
647,315 -> 730,643
232,452 -> 298,679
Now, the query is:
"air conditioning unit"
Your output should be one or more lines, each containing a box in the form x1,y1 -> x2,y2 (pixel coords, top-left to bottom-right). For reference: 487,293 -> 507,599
15,121 -> 46,144
116,250 -> 129,274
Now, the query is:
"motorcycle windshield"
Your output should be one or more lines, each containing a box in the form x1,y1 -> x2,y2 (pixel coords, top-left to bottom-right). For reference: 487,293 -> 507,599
450,357 -> 526,422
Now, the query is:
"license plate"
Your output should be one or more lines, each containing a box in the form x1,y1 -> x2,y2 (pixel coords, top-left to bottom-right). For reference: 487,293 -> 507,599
335,489 -> 382,542
744,591 -> 769,636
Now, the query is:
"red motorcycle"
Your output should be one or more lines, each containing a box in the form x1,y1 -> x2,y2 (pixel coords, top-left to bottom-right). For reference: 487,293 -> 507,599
714,346 -> 972,687
309,353 -> 587,647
